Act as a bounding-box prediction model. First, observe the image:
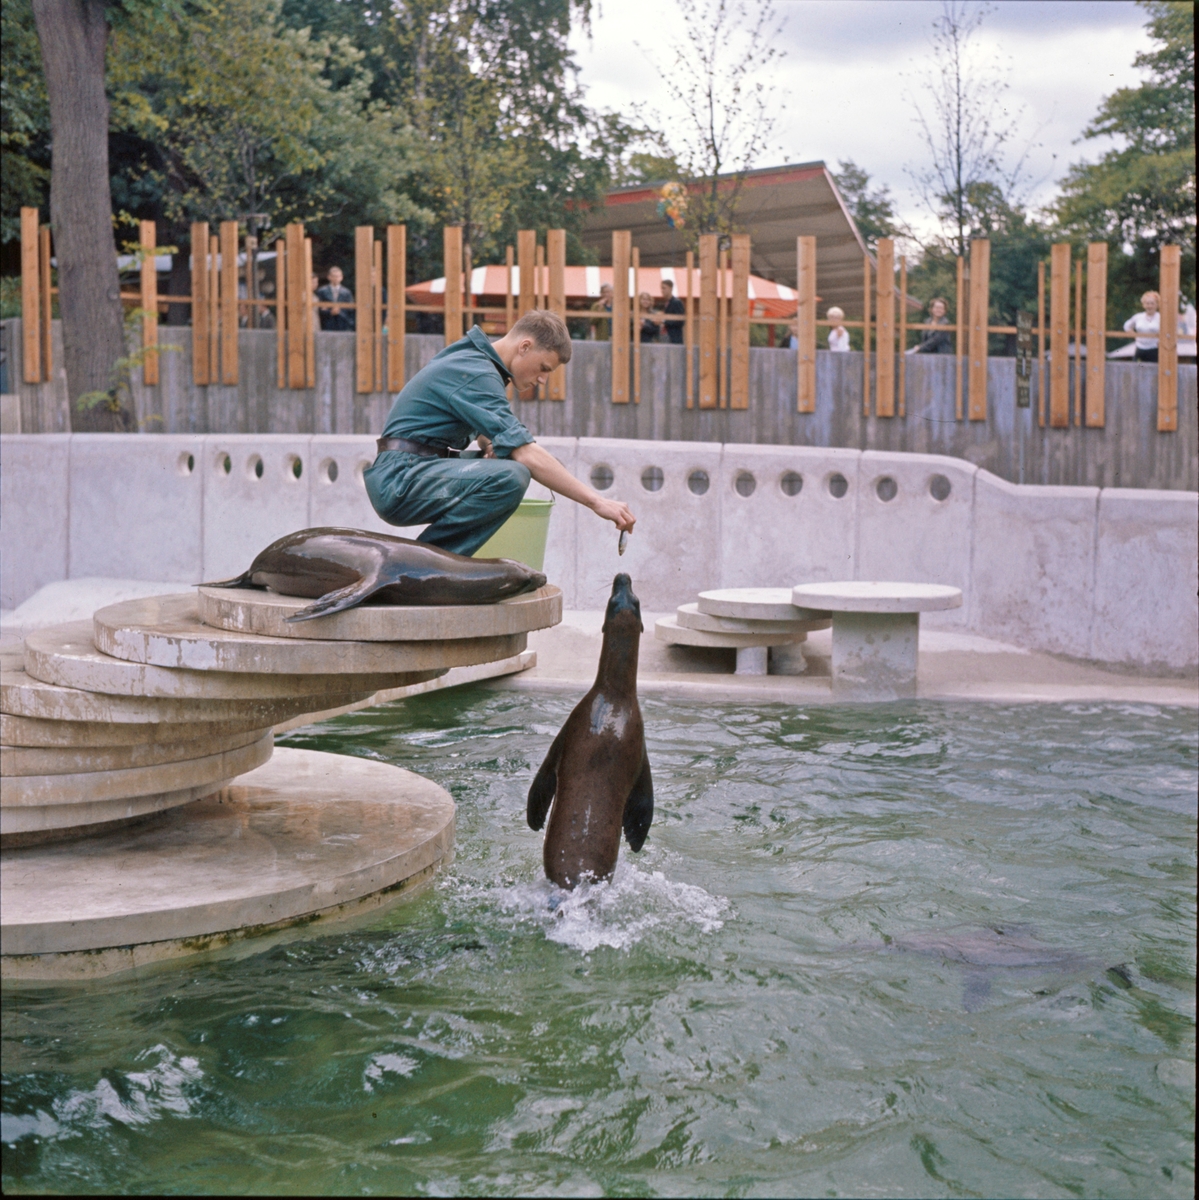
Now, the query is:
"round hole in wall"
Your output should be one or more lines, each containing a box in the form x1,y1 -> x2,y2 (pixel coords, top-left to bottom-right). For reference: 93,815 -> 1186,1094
287,455 -> 303,481
177,452 -> 195,476
217,452 -> 232,475
247,454 -> 264,480
590,464 -> 614,491
929,473 -> 952,501
734,471 -> 756,497
322,459 -> 339,484
876,476 -> 898,502
355,460 -> 370,484
780,470 -> 803,496
641,466 -> 664,492
827,472 -> 848,499
687,469 -> 710,496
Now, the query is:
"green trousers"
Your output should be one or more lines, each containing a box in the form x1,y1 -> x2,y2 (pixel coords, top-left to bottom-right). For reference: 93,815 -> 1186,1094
363,451 -> 530,557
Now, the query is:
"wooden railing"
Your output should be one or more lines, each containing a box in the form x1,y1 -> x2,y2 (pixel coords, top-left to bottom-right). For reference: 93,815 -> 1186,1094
15,207 -> 1184,432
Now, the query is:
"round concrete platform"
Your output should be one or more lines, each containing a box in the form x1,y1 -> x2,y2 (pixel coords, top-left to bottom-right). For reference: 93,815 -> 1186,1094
3,662 -> 375,725
791,581 -> 962,613
0,747 -> 456,980
697,588 -> 831,622
25,621 -> 442,698
675,602 -> 829,636
655,615 -> 808,649
198,584 -> 563,642
2,710 -> 277,749
93,594 -> 528,676
2,723 -> 270,775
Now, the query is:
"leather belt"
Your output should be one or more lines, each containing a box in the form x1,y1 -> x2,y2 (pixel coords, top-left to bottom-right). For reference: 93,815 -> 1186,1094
375,436 -> 458,458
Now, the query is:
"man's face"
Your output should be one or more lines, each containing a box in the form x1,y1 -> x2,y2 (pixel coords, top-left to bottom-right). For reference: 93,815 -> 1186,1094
328,268 -> 343,288
509,338 -> 560,396
662,283 -> 673,297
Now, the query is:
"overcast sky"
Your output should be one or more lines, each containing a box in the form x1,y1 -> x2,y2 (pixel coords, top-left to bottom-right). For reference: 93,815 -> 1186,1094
571,0 -> 1153,237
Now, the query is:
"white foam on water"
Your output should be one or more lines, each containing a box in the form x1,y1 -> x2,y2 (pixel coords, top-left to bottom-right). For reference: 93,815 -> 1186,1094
494,861 -> 729,954
363,1051 -> 420,1091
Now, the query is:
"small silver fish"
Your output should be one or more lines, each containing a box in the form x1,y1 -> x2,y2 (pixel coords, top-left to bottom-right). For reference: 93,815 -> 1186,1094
618,529 -> 629,556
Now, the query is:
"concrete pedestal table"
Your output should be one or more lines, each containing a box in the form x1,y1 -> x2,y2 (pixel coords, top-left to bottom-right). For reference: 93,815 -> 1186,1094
790,582 -> 962,698
686,588 -> 832,676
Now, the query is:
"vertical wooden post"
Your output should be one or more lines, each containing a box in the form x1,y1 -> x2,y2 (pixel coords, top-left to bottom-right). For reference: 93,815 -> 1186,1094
355,226 -> 375,392
192,222 -> 210,386
632,246 -> 641,405
303,236 -> 315,388
534,243 -> 546,398
517,230 -> 536,319
443,225 -> 463,347
1085,242 -> 1107,427
39,224 -> 53,382
611,230 -> 631,404
1037,259 -> 1045,427
139,219 -> 158,385
463,241 -> 473,334
207,235 -> 220,385
274,238 -> 285,389
968,238 -> 990,421
373,240 -> 384,392
718,248 -> 730,408
875,238 -> 895,417
898,254 -> 908,418
285,223 -> 306,388
684,250 -> 695,408
386,224 -> 406,392
1158,244 -> 1180,432
220,220 -> 238,385
729,233 -> 751,410
504,245 -> 515,333
1048,243 -> 1070,427
1073,255 -> 1083,426
20,207 -> 41,383
862,254 -> 872,416
796,235 -> 817,413
698,234 -> 718,408
547,228 -> 566,400
954,255 -> 965,420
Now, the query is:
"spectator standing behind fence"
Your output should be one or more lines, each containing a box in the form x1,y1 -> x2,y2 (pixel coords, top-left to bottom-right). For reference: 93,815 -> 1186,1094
590,283 -> 614,340
660,279 -> 685,344
309,274 -> 321,334
639,292 -> 662,343
1124,291 -> 1161,362
317,266 -> 355,332
826,307 -> 850,352
909,297 -> 953,354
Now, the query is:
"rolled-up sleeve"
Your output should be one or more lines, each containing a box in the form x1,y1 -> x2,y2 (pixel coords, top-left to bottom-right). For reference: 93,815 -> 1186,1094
444,372 -> 533,457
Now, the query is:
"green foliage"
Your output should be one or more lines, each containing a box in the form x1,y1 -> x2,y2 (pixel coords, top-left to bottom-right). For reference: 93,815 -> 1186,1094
1051,0 -> 1195,318
831,160 -> 903,252
75,306 -> 178,428
1,0 -> 51,243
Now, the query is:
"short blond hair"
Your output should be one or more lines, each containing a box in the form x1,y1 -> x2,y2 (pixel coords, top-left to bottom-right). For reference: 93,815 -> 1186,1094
509,309 -> 572,362
1142,290 -> 1161,305
827,306 -> 844,320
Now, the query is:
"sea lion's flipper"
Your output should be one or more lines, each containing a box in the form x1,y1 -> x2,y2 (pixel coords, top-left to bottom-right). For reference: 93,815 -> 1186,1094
527,729 -> 567,830
284,577 -> 374,622
622,748 -> 654,852
199,569 -> 260,590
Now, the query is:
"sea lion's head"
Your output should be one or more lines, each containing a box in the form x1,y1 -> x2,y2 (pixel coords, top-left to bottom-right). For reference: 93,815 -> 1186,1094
603,573 -> 643,634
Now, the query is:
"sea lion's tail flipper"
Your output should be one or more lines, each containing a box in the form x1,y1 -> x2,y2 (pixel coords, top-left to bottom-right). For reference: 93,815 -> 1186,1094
622,749 -> 654,852
199,569 -> 258,590
527,728 -> 566,830
284,578 -> 373,623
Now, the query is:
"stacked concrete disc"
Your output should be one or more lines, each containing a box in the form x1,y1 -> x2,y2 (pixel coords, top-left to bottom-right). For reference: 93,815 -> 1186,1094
2,585 -> 560,844
1,583 -> 561,979
655,588 -> 831,676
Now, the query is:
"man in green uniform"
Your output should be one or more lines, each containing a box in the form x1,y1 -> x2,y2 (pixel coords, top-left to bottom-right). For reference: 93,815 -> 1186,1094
365,310 -> 635,556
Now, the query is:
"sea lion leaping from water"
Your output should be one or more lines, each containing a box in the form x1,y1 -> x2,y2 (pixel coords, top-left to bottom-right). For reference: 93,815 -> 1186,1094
203,528 -> 546,621
528,573 -> 652,889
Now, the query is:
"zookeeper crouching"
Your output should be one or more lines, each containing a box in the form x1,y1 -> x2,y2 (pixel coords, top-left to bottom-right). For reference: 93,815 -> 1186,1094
365,310 -> 635,557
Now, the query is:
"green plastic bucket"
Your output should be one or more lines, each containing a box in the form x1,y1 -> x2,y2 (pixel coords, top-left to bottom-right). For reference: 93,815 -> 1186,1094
472,497 -> 554,571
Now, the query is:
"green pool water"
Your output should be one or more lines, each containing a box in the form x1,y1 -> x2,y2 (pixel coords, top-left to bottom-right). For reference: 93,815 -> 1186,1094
3,694 -> 1196,1198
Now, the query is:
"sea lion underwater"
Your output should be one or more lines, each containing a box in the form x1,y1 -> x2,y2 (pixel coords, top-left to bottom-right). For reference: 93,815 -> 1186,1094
204,527 -> 546,621
527,573 -> 652,889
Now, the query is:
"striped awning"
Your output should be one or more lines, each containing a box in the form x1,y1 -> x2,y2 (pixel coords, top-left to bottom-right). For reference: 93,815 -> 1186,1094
407,265 -> 801,320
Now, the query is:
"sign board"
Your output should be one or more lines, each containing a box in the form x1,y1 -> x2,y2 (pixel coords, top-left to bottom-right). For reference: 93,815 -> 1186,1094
1015,310 -> 1033,408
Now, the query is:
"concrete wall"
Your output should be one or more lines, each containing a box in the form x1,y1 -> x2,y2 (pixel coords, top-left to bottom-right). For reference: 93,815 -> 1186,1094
4,320 -> 1195,491
2,433 -> 1195,672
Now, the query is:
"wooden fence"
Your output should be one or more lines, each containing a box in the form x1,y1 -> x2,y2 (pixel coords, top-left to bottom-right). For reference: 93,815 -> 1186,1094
16,207 -> 1183,432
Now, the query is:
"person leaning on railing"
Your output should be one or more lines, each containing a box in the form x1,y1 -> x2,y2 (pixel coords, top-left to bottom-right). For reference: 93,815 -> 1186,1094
1124,291 -> 1162,362
909,297 -> 954,354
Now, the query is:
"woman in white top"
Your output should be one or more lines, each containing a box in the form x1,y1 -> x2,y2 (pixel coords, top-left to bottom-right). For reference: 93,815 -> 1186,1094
1124,291 -> 1160,362
826,306 -> 850,351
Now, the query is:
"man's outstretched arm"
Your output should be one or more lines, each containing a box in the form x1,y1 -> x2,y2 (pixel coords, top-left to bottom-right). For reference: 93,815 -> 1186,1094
509,442 -> 635,533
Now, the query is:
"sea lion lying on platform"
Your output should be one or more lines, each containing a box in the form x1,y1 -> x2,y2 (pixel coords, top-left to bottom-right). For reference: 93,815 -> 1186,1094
528,573 -> 653,888
204,527 -> 546,621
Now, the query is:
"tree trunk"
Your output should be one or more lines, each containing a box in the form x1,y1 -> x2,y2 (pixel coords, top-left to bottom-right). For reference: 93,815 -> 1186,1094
31,0 -> 132,432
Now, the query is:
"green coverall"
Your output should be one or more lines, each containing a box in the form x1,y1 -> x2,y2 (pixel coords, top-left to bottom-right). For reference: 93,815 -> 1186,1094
364,326 -> 535,557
